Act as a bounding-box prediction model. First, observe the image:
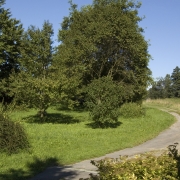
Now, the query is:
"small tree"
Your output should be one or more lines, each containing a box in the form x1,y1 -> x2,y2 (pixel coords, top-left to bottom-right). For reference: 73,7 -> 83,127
86,76 -> 132,127
7,21 -> 59,119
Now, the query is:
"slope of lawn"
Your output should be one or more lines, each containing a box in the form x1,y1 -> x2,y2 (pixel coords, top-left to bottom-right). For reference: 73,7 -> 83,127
0,106 -> 176,180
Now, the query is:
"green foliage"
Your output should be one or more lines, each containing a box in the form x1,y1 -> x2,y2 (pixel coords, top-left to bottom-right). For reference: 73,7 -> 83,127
0,113 -> 30,154
53,51 -> 83,110
0,1 -> 23,78
6,21 -> 62,120
148,75 -> 172,99
120,102 -> 145,118
148,66 -> 180,99
171,66 -> 180,97
57,0 -> 151,103
0,0 -> 24,103
148,78 -> 166,99
164,74 -> 173,98
86,77 -> 127,127
86,144 -> 179,180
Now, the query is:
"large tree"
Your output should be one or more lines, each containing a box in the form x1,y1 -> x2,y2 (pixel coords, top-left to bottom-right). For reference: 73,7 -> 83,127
57,0 -> 151,103
0,0 -> 23,102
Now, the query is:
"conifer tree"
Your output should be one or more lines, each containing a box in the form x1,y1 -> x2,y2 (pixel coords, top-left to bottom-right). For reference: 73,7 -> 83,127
171,66 -> 180,97
0,0 -> 24,102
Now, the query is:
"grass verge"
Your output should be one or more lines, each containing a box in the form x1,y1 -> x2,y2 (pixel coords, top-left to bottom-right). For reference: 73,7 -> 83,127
144,98 -> 180,114
0,107 -> 176,180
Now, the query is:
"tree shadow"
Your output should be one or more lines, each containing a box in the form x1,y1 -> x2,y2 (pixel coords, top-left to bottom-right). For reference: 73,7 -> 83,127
86,121 -> 122,129
23,113 -> 81,124
56,104 -> 86,113
0,156 -> 80,180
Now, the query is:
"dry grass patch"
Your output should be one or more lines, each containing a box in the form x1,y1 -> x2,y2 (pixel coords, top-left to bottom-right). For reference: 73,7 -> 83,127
144,98 -> 180,114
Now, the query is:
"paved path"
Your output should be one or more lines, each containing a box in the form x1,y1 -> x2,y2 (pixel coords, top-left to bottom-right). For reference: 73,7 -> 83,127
30,111 -> 180,180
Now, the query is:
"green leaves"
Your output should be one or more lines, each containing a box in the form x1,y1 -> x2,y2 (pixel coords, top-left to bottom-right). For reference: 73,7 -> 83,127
7,21 -> 59,119
89,146 -> 179,179
119,102 -> 145,118
0,2 -> 23,79
57,0 -> 151,103
171,66 -> 180,97
85,76 -> 130,127
148,66 -> 180,99
0,113 -> 30,154
55,0 -> 153,124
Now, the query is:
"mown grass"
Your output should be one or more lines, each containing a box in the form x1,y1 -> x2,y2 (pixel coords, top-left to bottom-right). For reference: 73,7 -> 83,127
144,98 -> 180,114
0,106 -> 176,180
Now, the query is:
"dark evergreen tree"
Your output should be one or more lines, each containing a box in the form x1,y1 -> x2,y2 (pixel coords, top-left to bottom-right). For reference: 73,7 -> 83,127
0,0 -> 24,103
148,75 -> 172,99
171,66 -> 180,97
148,78 -> 165,99
163,74 -> 172,98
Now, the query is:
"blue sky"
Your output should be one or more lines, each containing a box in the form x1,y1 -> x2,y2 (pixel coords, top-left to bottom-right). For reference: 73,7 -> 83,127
3,0 -> 180,79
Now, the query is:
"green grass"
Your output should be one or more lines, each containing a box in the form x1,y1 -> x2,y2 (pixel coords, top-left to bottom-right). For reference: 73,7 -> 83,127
0,106 -> 176,180
144,98 -> 180,114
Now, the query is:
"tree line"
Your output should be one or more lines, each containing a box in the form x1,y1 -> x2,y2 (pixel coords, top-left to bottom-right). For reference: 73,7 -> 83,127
148,66 -> 180,99
0,0 -> 152,126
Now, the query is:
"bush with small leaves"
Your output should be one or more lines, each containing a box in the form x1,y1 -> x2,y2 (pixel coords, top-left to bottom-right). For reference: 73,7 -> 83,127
119,102 -> 145,118
80,144 -> 180,180
0,113 -> 30,154
91,153 -> 178,179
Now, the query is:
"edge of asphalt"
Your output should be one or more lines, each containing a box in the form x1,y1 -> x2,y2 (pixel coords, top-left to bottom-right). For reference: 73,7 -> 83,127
30,110 -> 180,180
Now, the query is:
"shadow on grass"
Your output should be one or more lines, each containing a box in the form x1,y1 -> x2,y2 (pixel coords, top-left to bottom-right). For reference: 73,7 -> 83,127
86,121 -> 122,129
55,104 -> 86,113
0,157 -> 80,180
23,113 -> 81,124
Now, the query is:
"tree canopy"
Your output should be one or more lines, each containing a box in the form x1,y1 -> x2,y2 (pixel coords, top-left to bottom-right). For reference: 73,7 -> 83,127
0,0 -> 154,123
8,21 -> 60,118
0,0 -> 24,102
148,66 -> 180,99
0,0 -> 23,78
56,0 -> 151,103
171,66 -> 180,97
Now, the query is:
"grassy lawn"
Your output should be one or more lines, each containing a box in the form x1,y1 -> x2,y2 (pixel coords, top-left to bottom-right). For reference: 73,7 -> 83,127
144,98 -> 180,114
0,106 -> 176,180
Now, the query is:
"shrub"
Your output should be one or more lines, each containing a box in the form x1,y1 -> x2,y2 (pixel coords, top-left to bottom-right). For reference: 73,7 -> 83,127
0,113 -> 30,154
119,102 -> 145,118
91,153 -> 178,179
85,77 -> 126,128
81,144 -> 180,180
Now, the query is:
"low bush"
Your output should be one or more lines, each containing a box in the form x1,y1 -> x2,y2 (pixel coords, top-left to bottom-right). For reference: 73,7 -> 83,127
0,113 -> 30,154
82,144 -> 180,180
120,102 -> 145,118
